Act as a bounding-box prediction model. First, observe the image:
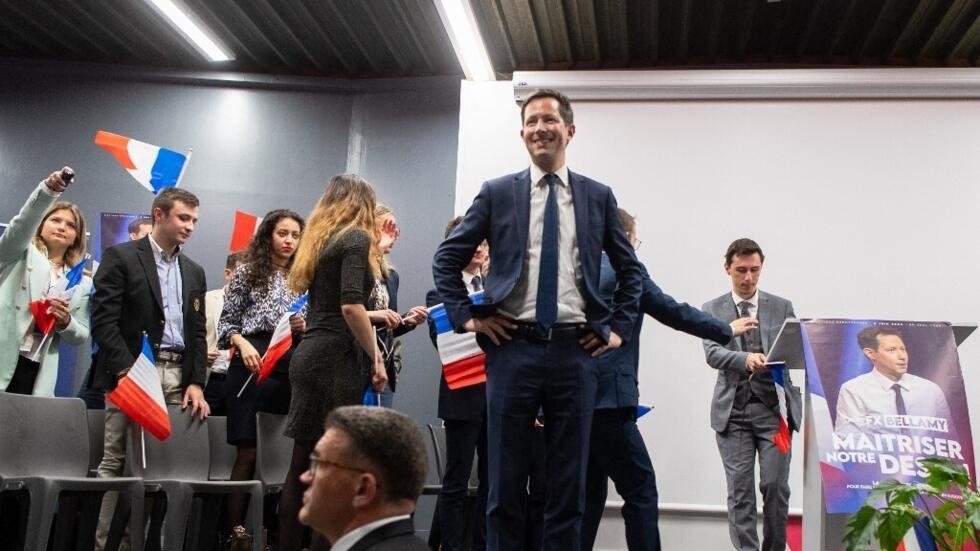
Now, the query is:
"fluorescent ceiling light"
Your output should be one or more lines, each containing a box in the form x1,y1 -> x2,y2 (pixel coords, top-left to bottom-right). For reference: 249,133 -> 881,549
145,0 -> 234,62
434,0 -> 495,81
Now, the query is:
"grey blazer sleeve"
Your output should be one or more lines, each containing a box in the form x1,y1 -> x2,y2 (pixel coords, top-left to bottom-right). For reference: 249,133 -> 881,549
702,296 -> 749,374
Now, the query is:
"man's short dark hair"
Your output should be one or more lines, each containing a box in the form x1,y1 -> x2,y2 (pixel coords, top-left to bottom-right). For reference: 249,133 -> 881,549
151,188 -> 200,219
444,216 -> 464,238
724,238 -> 765,267
617,208 -> 636,238
127,217 -> 151,235
857,325 -> 904,351
225,251 -> 247,270
520,89 -> 574,125
325,406 -> 427,503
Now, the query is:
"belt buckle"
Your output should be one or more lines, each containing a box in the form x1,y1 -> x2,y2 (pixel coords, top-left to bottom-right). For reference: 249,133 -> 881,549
527,326 -> 552,343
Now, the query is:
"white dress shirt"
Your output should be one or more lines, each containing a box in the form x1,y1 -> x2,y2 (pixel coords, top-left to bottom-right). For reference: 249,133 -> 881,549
498,164 -> 586,323
835,369 -> 953,436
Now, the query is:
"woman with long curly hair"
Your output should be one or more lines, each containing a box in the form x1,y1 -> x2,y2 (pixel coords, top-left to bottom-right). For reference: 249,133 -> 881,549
278,174 -> 387,551
0,167 -> 92,395
217,208 -> 305,532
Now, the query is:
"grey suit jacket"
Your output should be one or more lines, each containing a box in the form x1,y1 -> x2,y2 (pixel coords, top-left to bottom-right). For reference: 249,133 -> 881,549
702,290 -> 801,434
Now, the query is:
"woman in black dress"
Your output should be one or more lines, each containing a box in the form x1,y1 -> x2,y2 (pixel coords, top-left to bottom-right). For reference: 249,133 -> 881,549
279,173 -> 387,551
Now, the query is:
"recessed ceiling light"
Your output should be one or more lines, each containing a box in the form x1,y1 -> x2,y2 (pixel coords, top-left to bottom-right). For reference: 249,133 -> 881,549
145,0 -> 234,62
434,0 -> 495,81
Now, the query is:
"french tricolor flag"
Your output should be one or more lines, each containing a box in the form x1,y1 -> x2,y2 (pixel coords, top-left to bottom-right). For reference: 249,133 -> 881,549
429,292 -> 486,390
769,362 -> 792,454
29,254 -> 89,336
229,210 -> 262,252
106,335 -> 171,441
94,130 -> 189,194
258,293 -> 307,384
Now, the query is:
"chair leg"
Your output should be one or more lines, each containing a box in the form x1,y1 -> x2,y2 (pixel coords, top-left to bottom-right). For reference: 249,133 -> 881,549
23,486 -> 56,551
248,487 -> 264,551
161,486 -> 193,551
128,481 -> 145,551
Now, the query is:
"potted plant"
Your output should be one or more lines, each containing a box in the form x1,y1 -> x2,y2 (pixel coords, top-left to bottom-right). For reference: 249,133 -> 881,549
843,457 -> 980,550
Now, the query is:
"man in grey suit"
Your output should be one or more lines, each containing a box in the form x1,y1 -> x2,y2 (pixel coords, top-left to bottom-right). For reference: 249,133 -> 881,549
702,238 -> 801,551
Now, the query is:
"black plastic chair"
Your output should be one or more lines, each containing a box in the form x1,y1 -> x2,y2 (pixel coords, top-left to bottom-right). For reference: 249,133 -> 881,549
0,393 -> 144,551
128,406 -> 263,551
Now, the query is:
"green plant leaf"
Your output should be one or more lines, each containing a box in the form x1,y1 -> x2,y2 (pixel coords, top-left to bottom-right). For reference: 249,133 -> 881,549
843,506 -> 880,550
920,457 -> 972,490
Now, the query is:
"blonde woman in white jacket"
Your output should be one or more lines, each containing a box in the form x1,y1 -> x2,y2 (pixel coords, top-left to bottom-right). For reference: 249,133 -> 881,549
0,168 -> 93,396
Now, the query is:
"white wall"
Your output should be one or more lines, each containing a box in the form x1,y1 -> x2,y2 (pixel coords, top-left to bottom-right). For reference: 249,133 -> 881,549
455,80 -> 980,550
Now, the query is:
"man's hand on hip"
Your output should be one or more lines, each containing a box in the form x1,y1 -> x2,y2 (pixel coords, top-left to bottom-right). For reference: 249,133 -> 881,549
580,331 -> 622,358
463,316 -> 516,346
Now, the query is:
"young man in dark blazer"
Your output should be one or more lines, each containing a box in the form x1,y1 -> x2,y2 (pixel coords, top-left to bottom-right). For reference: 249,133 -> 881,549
582,211 -> 755,551
433,89 -> 643,551
91,187 -> 210,549
427,215 -> 489,551
702,238 -> 801,551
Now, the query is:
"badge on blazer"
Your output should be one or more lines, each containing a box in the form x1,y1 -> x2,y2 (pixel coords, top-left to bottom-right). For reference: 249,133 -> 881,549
193,297 -> 201,312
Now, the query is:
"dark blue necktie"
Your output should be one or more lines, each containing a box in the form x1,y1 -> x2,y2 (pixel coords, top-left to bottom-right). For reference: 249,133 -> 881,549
471,275 -> 482,292
536,174 -> 559,330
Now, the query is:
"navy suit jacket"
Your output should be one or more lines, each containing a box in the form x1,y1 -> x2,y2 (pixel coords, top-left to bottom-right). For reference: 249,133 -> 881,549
595,254 -> 732,409
432,168 -> 643,342
426,288 -> 486,421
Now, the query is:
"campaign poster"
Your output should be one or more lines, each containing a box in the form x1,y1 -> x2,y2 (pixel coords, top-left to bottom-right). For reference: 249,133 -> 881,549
97,212 -> 151,261
802,319 -> 974,513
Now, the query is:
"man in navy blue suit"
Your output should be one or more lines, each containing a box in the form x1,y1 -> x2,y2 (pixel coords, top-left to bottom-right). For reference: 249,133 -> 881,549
432,89 -> 644,551
580,210 -> 755,551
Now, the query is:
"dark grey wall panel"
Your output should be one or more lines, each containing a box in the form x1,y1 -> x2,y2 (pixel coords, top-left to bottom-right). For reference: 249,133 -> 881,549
0,69 -> 352,284
349,83 -> 461,530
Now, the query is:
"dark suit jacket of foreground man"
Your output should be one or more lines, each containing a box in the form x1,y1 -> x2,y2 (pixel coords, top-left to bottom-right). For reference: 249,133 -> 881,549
348,517 -> 430,551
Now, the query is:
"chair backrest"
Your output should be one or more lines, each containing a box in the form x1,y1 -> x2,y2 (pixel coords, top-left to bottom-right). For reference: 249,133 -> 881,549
206,416 -> 236,480
87,409 -> 105,476
128,405 -> 210,481
427,423 -> 447,482
255,412 -> 290,487
0,393 -> 89,478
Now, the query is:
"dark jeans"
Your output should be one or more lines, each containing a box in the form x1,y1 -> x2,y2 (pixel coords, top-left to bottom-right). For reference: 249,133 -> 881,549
582,407 -> 660,551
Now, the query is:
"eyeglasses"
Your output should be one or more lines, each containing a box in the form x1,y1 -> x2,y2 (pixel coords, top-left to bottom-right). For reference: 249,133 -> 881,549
633,238 -> 642,251
308,454 -> 367,477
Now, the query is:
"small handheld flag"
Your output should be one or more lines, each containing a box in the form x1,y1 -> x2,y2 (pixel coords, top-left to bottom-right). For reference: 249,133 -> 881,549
429,291 -> 486,390
229,211 -> 262,252
237,294 -> 308,397
94,130 -> 189,194
106,335 -> 171,441
258,294 -> 307,384
769,362 -> 792,454
28,254 -> 89,349
362,386 -> 381,407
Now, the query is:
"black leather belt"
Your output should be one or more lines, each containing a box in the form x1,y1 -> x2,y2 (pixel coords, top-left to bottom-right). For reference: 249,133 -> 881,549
209,371 -> 226,381
509,321 -> 588,343
157,350 -> 183,363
